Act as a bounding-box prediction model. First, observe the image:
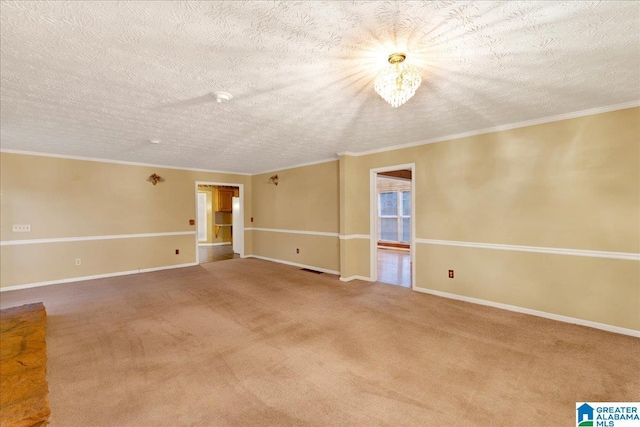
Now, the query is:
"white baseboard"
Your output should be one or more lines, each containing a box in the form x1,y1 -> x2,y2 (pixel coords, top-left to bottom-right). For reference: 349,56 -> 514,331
198,242 -> 231,246
6,258 -> 635,338
0,263 -> 199,292
244,255 -> 339,275
340,275 -> 375,282
413,286 -> 640,338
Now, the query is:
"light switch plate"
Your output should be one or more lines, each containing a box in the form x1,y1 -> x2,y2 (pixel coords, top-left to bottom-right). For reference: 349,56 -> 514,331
12,224 -> 31,232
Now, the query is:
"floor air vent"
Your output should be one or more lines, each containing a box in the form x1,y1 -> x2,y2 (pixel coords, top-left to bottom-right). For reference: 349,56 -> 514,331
301,268 -> 323,274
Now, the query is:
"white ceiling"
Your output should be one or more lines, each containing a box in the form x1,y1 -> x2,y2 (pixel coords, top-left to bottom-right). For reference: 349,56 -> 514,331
1,1 -> 638,174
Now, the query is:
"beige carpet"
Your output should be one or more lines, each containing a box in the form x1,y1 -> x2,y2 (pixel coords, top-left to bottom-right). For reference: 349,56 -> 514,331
0,258 -> 637,426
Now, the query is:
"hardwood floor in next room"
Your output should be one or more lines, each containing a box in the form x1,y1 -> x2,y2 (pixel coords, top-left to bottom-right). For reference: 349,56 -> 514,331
198,244 -> 239,263
377,248 -> 411,287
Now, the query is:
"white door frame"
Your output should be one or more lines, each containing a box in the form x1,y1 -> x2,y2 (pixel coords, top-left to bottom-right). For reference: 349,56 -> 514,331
196,191 -> 208,243
369,163 -> 416,289
231,196 -> 243,256
194,181 -> 245,263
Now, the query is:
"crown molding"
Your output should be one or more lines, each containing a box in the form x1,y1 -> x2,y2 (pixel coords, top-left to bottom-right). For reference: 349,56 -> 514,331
338,100 -> 640,158
0,149 -> 253,176
253,156 -> 339,176
3,101 -> 637,174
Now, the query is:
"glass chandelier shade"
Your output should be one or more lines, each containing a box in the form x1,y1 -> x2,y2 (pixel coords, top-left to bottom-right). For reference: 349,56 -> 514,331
374,53 -> 422,108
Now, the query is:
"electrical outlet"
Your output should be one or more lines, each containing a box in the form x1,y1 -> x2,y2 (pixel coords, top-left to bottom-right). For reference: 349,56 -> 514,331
448,270 -> 454,279
75,259 -> 81,266
175,249 -> 179,254
296,248 -> 299,254
12,224 -> 31,232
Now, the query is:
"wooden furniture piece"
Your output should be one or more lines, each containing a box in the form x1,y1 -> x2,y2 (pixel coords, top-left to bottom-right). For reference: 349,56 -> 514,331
213,211 -> 232,238
214,224 -> 232,238
0,303 -> 50,427
216,188 -> 234,212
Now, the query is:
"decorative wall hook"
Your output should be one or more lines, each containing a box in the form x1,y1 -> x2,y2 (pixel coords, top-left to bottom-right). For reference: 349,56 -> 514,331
147,173 -> 165,185
266,175 -> 278,186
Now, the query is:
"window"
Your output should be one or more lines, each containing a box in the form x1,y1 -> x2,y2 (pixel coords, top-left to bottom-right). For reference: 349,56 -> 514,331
378,190 -> 410,243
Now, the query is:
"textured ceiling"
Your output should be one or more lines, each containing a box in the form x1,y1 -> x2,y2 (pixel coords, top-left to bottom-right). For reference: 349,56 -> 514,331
1,1 -> 638,174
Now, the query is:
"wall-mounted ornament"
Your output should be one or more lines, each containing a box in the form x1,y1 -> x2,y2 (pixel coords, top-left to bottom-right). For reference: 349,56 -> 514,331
266,175 -> 278,186
147,173 -> 165,185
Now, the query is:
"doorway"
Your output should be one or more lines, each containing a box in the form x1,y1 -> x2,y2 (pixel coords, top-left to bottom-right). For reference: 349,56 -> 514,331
195,181 -> 244,264
370,165 -> 415,288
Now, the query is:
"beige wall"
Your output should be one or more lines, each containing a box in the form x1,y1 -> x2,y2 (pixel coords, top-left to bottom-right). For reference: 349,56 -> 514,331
339,238 -> 370,279
252,161 -> 339,232
2,108 -> 638,332
343,108 -> 639,251
250,161 -> 340,272
252,231 -> 339,273
1,234 -> 195,286
0,153 -> 251,288
415,244 -> 639,330
340,107 -> 640,331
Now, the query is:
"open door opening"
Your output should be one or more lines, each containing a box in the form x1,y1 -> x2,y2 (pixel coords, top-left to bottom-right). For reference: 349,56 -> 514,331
370,165 -> 415,289
195,182 -> 244,264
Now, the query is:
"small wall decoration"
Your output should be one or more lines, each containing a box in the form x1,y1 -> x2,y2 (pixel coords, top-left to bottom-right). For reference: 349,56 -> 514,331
266,175 -> 278,186
147,173 -> 165,185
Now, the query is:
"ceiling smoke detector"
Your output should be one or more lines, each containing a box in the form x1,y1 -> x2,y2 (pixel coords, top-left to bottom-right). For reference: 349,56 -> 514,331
211,91 -> 232,103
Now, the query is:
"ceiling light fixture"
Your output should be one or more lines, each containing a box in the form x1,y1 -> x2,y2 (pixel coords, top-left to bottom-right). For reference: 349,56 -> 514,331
374,53 -> 421,108
211,91 -> 232,103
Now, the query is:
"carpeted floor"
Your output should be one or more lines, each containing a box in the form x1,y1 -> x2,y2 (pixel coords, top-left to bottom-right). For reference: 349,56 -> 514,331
0,258 -> 638,426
